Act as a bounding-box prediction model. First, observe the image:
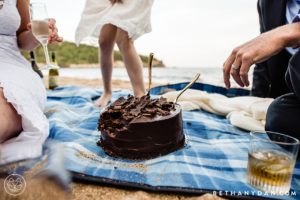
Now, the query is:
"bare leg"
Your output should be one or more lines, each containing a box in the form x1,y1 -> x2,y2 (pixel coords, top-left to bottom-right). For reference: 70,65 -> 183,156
0,88 -> 22,143
116,28 -> 146,97
94,24 -> 118,107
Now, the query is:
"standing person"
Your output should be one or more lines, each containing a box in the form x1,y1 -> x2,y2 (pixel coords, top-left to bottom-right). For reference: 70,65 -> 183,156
0,0 -> 62,164
76,0 -> 154,107
223,0 -> 300,139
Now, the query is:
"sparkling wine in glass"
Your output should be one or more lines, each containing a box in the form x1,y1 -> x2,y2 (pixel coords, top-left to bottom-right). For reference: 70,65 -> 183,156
30,2 -> 59,69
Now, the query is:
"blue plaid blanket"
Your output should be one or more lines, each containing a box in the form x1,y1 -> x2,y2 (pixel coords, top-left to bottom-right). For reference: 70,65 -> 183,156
46,85 -> 300,200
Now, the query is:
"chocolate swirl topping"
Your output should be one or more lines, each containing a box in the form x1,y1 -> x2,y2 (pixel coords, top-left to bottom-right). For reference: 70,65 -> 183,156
98,95 -> 175,135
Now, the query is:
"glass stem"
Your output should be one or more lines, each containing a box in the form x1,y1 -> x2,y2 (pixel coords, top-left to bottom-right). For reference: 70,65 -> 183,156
42,43 -> 51,66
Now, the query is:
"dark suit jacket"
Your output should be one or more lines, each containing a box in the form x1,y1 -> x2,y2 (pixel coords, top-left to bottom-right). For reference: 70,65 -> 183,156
286,48 -> 300,100
251,0 -> 291,98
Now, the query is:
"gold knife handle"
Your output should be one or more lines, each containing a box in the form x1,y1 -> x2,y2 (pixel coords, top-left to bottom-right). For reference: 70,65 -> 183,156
148,53 -> 154,92
174,73 -> 200,104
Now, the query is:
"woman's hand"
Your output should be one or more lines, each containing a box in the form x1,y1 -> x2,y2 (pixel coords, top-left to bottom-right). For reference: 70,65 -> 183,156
47,18 -> 63,43
223,23 -> 300,89
109,0 -> 123,4
27,18 -> 63,44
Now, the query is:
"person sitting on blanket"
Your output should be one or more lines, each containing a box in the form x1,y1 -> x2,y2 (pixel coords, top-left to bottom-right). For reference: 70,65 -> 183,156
0,0 -> 62,164
223,0 -> 300,140
245,1 -> 296,99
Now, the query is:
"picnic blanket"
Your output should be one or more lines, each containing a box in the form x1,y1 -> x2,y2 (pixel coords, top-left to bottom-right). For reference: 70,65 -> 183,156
46,84 -> 300,200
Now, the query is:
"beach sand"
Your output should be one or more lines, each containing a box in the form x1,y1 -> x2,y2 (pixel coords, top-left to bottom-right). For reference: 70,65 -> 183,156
45,76 -> 134,89
0,77 -> 225,200
0,176 -> 225,200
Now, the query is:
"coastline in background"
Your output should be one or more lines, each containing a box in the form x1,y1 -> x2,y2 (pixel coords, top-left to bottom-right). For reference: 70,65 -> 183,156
43,67 -> 253,89
23,41 -> 165,68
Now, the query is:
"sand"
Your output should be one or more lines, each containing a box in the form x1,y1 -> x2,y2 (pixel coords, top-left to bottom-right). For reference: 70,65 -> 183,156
0,176 -> 225,200
45,76 -> 160,90
55,76 -> 133,89
0,76 -> 225,200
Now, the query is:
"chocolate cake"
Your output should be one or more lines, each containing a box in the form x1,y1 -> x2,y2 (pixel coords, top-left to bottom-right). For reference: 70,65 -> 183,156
98,95 -> 185,159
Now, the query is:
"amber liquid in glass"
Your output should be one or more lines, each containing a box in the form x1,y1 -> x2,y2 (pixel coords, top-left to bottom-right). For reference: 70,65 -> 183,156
247,150 -> 294,194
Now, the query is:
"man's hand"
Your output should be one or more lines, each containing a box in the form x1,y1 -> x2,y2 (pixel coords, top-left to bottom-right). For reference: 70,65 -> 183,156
109,0 -> 123,4
223,23 -> 300,89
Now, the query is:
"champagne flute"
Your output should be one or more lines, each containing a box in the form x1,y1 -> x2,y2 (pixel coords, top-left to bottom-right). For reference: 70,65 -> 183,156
30,2 -> 59,70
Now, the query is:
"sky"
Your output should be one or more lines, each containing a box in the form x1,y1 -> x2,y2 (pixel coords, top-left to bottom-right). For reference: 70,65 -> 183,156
45,0 -> 259,67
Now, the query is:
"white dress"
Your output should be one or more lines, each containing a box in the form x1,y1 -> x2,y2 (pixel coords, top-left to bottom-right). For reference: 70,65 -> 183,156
75,0 -> 154,44
0,0 -> 49,164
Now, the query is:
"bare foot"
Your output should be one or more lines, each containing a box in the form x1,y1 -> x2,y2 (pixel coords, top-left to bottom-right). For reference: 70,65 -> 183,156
134,90 -> 147,98
94,93 -> 112,107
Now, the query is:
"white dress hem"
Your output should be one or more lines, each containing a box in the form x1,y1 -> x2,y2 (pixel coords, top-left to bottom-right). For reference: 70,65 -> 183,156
75,0 -> 154,45
0,81 -> 49,165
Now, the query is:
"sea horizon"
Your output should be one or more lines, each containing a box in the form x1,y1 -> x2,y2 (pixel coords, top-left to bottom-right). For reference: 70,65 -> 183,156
44,66 -> 253,88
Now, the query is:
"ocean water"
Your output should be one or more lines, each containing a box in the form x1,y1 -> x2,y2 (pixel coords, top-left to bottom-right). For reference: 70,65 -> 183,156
55,67 -> 253,88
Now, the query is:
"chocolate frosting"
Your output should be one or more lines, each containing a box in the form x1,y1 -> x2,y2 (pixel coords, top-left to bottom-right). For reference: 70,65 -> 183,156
98,95 -> 185,159
99,95 -> 175,134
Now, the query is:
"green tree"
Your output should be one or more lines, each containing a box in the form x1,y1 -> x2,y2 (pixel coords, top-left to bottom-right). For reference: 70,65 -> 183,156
22,41 -> 165,68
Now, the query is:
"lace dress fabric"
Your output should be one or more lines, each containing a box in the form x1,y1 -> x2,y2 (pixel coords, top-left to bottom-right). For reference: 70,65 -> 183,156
0,0 -> 49,164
